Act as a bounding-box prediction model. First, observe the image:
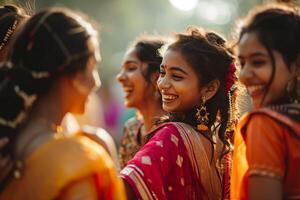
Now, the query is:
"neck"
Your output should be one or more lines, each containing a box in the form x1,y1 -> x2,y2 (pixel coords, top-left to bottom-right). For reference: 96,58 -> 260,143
14,89 -> 67,159
138,99 -> 165,132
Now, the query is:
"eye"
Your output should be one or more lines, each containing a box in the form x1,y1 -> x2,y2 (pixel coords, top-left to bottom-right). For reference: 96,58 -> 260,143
238,58 -> 245,69
159,68 -> 166,77
251,60 -> 266,67
172,74 -> 183,81
126,65 -> 137,71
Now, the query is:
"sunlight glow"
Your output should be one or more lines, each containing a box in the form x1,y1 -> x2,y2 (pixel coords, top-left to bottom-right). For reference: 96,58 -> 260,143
169,0 -> 198,11
197,0 -> 233,25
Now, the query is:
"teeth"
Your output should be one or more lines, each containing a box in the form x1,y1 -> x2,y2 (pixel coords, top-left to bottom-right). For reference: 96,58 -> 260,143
123,87 -> 133,93
162,95 -> 177,100
247,85 -> 264,94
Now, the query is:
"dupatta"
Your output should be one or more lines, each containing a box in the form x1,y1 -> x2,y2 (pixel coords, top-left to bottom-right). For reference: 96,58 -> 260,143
120,122 -> 223,200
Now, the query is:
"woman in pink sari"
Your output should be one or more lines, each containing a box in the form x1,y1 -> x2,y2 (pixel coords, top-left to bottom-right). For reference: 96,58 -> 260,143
120,27 -> 238,200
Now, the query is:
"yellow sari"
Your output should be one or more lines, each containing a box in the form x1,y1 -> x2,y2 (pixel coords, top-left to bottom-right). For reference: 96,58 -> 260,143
0,135 -> 125,200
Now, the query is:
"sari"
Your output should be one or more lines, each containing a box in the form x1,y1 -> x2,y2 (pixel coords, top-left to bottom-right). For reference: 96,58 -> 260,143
120,122 -> 226,200
0,135 -> 125,200
119,116 -> 143,169
231,106 -> 300,200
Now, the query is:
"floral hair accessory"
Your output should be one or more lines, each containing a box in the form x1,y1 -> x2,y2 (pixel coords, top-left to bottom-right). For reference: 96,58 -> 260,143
225,63 -> 236,92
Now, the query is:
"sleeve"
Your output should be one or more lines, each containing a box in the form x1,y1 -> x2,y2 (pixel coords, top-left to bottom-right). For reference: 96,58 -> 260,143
244,114 -> 287,179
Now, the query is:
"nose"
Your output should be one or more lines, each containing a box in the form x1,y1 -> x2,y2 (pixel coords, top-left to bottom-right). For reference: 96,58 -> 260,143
239,64 -> 253,85
157,75 -> 171,93
116,69 -> 126,83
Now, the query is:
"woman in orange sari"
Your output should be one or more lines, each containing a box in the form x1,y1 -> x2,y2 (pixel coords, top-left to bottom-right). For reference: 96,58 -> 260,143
0,8 -> 125,199
121,27 -> 238,200
231,4 -> 300,200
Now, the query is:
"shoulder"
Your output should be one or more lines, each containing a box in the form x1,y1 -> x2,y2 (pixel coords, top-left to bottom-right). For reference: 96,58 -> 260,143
148,122 -> 181,139
28,135 -> 115,179
125,116 -> 143,128
123,116 -> 143,135
239,109 -> 289,138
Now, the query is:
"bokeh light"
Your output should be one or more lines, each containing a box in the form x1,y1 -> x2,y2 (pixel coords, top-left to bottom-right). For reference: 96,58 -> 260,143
169,0 -> 198,11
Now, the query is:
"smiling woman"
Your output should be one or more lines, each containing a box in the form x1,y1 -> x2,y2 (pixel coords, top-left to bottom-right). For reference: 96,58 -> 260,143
117,34 -> 168,169
231,4 -> 300,200
120,27 -> 238,200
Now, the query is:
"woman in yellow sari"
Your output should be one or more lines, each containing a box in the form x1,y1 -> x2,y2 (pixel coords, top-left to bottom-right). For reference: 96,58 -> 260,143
0,7 -> 125,199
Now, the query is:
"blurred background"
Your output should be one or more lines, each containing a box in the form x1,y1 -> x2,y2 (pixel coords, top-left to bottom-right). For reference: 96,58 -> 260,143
1,0 -> 299,144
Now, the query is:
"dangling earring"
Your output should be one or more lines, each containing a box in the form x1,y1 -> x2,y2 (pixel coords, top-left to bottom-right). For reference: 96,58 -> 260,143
286,74 -> 300,103
196,96 -> 209,132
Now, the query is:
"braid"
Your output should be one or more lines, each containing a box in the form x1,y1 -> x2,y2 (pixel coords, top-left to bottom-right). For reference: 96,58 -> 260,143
0,8 -> 98,189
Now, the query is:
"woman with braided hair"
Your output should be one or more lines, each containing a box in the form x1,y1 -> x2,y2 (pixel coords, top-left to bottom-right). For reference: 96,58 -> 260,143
120,27 -> 238,200
0,7 -> 125,199
231,4 -> 300,200
0,2 -> 28,189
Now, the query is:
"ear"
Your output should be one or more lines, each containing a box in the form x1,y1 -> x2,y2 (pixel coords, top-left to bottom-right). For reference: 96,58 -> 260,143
200,79 -> 220,101
291,53 -> 300,74
150,71 -> 160,88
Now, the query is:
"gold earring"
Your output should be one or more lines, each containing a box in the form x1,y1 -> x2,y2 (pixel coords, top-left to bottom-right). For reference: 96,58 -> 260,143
287,74 -> 300,103
196,96 -> 209,132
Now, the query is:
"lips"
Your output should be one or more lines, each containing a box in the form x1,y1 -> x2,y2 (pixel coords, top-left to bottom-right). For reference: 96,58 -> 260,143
247,85 -> 265,97
162,94 -> 178,103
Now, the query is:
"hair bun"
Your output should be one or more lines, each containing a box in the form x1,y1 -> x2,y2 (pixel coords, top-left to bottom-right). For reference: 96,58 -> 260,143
206,32 -> 226,47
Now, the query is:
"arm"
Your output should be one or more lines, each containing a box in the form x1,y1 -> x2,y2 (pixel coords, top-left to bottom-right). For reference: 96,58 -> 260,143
245,114 -> 286,200
249,176 -> 282,200
82,125 -> 120,170
58,176 -> 98,200
123,178 -> 138,200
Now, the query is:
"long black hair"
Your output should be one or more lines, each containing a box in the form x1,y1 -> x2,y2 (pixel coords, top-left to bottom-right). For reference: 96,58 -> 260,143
0,7 -> 98,190
159,27 -> 236,148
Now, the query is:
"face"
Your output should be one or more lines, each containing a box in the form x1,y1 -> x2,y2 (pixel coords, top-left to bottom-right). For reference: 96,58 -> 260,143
157,49 -> 202,112
71,55 -> 101,114
116,48 -> 151,109
238,32 -> 293,108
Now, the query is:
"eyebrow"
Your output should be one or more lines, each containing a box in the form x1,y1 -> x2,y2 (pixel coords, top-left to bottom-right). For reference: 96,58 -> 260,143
238,52 -> 268,59
161,64 -> 188,75
123,60 -> 139,65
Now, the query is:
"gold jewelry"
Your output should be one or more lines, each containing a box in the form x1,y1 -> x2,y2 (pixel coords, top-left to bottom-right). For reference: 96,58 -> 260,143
0,19 -> 18,51
196,96 -> 209,132
286,75 -> 300,103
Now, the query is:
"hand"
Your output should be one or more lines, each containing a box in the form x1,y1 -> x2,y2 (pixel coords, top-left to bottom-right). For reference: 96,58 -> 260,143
0,138 -> 13,183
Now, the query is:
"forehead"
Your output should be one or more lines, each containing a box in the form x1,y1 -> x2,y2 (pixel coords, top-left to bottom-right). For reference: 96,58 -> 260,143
162,50 -> 193,69
122,47 -> 139,62
238,32 -> 266,56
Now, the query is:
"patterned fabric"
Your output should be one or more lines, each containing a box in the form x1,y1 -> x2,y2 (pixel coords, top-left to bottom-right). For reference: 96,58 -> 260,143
119,116 -> 143,169
120,122 -> 225,200
231,107 -> 300,200
0,135 -> 126,200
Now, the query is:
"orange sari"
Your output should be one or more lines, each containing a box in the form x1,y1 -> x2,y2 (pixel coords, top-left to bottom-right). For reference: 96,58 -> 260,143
231,107 -> 300,200
0,135 -> 125,200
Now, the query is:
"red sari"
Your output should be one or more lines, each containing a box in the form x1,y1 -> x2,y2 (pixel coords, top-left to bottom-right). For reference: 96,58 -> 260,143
120,122 -> 226,200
